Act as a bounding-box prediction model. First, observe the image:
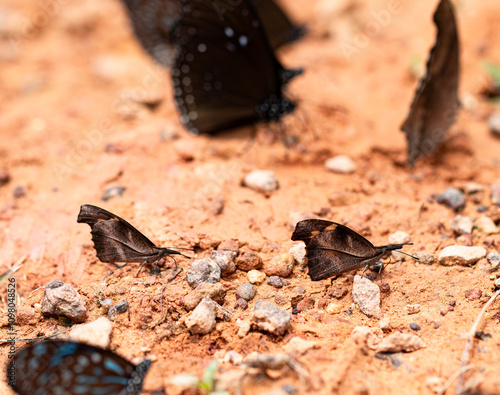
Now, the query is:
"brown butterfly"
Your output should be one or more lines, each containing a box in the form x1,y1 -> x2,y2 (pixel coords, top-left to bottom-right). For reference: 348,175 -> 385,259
77,204 -> 189,275
291,219 -> 414,281
401,0 -> 460,166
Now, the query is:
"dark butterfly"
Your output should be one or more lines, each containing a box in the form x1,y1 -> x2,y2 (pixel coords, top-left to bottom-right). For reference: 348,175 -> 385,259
291,219 -> 413,281
121,0 -> 304,67
7,340 -> 151,395
171,0 -> 301,134
77,204 -> 189,272
401,0 -> 460,166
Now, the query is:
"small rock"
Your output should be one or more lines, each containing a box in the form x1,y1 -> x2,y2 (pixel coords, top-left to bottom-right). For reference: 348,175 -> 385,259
426,376 -> 447,394
102,185 -> 125,201
247,270 -> 266,284
237,319 -> 251,337
211,250 -> 237,276
409,323 -> 421,331
326,302 -> 342,314
223,350 -> 243,365
465,289 -> 482,301
69,317 -> 113,348
437,187 -> 466,211
475,216 -> 499,234
379,282 -> 391,293
465,182 -> 484,194
289,243 -> 306,265
388,231 -> 412,244
41,280 -> 87,323
252,299 -> 291,336
16,306 -> 39,325
274,294 -> 288,306
351,326 -> 384,349
243,170 -> 279,193
352,275 -> 382,319
284,337 -> 318,354
0,170 -> 10,187
207,196 -> 225,215
236,283 -> 257,301
13,186 -> 26,198
413,252 -> 436,265
439,245 -> 487,266
108,300 -> 129,320
329,285 -> 348,299
185,297 -> 217,335
487,252 -> 500,271
379,316 -> 391,332
264,253 -> 295,277
494,278 -> 500,288
236,251 -> 263,271
491,185 -> 500,206
186,258 -> 221,289
376,332 -> 426,353
324,155 -> 356,174
267,276 -> 283,288
182,282 -> 226,311
173,139 -> 198,161
159,126 -> 179,141
296,297 -> 315,313
450,215 -> 473,235
234,299 -> 248,310
217,239 -> 239,252
488,112 -> 500,137
406,304 -> 421,315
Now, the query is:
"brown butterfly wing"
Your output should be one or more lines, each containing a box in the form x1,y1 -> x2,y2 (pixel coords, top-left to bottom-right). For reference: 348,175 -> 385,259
401,0 -> 459,165
306,248 -> 375,280
291,219 -> 340,244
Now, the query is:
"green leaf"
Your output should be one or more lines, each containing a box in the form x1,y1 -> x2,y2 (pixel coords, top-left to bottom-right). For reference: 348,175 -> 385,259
483,61 -> 500,86
201,360 -> 219,391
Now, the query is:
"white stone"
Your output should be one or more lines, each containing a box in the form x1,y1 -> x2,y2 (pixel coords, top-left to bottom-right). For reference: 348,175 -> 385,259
439,245 -> 487,266
243,170 -> 279,193
289,243 -> 307,265
388,231 -> 412,244
69,317 -> 112,349
352,275 -> 382,319
450,215 -> 473,235
475,216 -> 499,234
324,155 -> 356,174
247,270 -> 266,284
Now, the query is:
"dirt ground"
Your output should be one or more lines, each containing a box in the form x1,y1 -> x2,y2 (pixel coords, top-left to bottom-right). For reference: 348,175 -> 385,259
1,0 -> 500,394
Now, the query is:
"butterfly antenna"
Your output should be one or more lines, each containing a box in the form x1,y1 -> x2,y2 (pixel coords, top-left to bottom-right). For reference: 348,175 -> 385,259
397,250 -> 420,261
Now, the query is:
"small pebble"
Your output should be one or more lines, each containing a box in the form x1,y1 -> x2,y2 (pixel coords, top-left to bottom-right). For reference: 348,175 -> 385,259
351,326 -> 384,350
296,297 -> 315,313
186,258 -> 221,289
41,280 -> 87,323
450,215 -> 473,235
352,275 -> 382,319
433,322 -> 441,329
207,196 -> 225,215
465,182 -> 484,194
211,250 -> 237,276
289,243 -> 306,265
223,350 -> 243,365
494,278 -> 500,288
182,282 -> 226,311
243,170 -> 279,193
488,112 -> 500,137
108,300 -> 129,320
0,170 -> 10,187
375,332 -> 426,353
487,252 -> 500,271
324,155 -> 356,174
274,294 -> 288,306
490,185 -> 500,206
388,231 -> 412,244
236,251 -> 263,271
13,185 -> 26,198
409,323 -> 421,331
379,282 -> 391,293
437,187 -> 466,211
439,245 -> 487,266
413,252 -> 436,265
264,253 -> 295,277
185,297 -> 217,335
379,316 -> 391,332
247,270 -> 266,284
267,276 -> 283,288
237,320 -> 251,337
406,304 -> 421,315
236,283 -> 257,301
326,302 -> 342,314
251,299 -> 291,336
69,317 -> 113,348
234,298 -> 249,310
477,205 -> 489,213
218,239 -> 239,252
102,185 -> 125,201
329,285 -> 348,299
159,126 -> 179,141
465,289 -> 482,301
173,139 -> 198,161
475,216 -> 499,234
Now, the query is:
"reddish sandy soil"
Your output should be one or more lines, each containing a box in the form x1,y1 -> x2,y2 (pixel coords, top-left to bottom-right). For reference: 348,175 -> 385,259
1,0 -> 500,394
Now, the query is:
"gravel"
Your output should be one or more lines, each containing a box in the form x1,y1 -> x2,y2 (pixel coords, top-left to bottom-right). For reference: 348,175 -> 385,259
267,276 -> 283,288
69,317 -> 113,348
185,297 -> 217,335
247,270 -> 266,284
243,170 -> 279,193
324,155 -> 356,174
251,299 -> 291,336
182,282 -> 226,311
450,215 -> 473,235
487,252 -> 500,271
186,258 -> 221,288
41,280 -> 87,323
263,253 -> 295,277
236,251 -> 263,271
437,187 -> 466,211
211,250 -> 237,276
439,245 -> 487,266
376,332 -> 426,353
236,282 -> 257,301
352,275 -> 382,319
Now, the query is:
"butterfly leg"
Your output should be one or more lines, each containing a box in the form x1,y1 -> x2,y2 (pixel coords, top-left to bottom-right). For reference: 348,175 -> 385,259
135,262 -> 147,277
361,264 -> 370,279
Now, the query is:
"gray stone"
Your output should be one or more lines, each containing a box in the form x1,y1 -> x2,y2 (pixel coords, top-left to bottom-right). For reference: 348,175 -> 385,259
475,216 -> 499,234
289,243 -> 306,265
487,252 -> 500,271
211,250 -> 237,276
388,231 -> 412,244
352,275 -> 381,319
102,185 -> 125,201
413,252 -> 436,265
324,155 -> 356,174
437,187 -> 466,211
488,112 -> 500,138
439,245 -> 487,266
243,170 -> 279,193
267,276 -> 283,288
186,258 -> 221,289
450,215 -> 473,235
41,280 -> 86,323
236,283 -> 257,301
263,253 -> 295,277
69,317 -> 112,348
236,251 -> 263,271
185,297 -> 217,335
376,333 -> 426,353
108,300 -> 128,321
182,282 -> 226,311
252,299 -> 291,336
491,185 -> 500,206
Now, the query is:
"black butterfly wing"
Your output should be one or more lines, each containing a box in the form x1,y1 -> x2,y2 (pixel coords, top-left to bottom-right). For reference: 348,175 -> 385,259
121,0 -> 180,66
90,220 -> 162,263
11,341 -> 151,395
252,0 -> 306,49
77,204 -> 120,227
171,0 -> 292,134
401,0 -> 460,165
